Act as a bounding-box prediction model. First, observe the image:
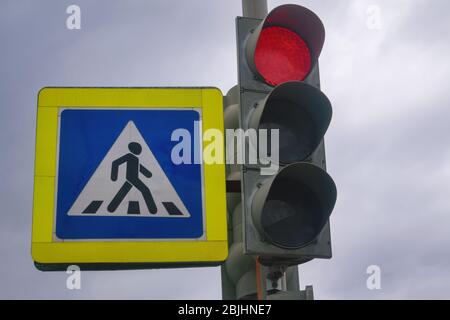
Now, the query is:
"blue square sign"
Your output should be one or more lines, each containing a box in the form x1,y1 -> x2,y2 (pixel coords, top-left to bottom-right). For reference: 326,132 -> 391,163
56,109 -> 204,240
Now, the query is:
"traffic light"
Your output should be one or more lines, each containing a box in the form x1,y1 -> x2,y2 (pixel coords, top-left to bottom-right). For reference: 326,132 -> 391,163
236,4 -> 337,266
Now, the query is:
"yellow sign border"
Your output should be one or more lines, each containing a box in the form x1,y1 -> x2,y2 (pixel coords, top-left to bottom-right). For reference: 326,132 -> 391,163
32,87 -> 228,266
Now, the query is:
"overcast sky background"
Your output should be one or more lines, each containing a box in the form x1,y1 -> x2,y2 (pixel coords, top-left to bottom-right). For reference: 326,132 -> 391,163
1,0 -> 450,299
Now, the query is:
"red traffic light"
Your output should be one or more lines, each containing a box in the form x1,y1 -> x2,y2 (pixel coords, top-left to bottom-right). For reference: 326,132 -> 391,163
254,26 -> 312,86
245,4 -> 325,87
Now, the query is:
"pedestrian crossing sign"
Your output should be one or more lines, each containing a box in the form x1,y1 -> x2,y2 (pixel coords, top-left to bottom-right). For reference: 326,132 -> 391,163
32,87 -> 228,270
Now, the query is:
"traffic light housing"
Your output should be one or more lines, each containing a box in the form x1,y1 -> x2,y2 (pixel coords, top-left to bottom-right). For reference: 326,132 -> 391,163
236,4 -> 337,266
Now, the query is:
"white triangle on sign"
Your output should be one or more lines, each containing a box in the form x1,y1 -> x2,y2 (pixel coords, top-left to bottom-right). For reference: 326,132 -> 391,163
67,121 -> 191,218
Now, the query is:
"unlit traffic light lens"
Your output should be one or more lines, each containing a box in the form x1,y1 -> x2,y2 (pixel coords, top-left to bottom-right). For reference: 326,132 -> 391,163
249,82 -> 332,165
261,181 -> 322,249
251,163 -> 337,250
254,26 -> 312,86
259,99 -> 317,164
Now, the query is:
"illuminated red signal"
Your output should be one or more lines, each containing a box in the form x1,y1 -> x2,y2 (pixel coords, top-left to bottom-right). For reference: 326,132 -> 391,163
254,26 -> 312,86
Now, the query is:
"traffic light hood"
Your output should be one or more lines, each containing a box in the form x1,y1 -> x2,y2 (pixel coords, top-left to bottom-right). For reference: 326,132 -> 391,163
249,81 -> 332,164
251,162 -> 337,250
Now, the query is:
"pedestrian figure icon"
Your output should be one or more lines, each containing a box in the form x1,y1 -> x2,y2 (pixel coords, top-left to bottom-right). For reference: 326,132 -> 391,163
107,142 -> 157,214
67,121 -> 191,218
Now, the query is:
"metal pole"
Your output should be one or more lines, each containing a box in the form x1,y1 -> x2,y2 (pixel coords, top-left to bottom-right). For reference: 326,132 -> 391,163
242,0 -> 268,19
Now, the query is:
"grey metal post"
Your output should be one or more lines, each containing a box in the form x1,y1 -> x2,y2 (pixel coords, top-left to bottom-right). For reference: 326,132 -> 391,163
242,0 -> 267,19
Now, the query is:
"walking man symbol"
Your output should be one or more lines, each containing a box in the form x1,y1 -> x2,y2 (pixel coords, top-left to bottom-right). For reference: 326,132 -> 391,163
107,142 -> 158,214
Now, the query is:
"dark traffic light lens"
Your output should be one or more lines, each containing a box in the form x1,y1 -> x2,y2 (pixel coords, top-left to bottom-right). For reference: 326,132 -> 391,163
259,99 -> 318,164
260,180 -> 324,249
254,26 -> 312,86
251,163 -> 337,251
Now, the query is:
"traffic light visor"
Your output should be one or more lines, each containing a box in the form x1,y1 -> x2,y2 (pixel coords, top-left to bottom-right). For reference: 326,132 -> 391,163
249,81 -> 332,165
251,163 -> 337,249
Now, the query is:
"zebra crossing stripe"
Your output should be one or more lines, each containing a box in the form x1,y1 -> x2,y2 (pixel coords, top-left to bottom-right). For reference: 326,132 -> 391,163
81,200 -> 184,216
162,202 -> 183,216
127,201 -> 140,215
82,201 -> 103,214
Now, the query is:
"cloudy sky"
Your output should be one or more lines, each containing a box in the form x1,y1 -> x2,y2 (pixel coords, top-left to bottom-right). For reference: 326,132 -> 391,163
1,0 -> 450,299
